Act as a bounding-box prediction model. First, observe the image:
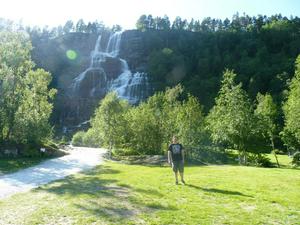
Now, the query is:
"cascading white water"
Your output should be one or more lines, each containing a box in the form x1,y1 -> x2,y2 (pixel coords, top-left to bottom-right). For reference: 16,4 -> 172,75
71,31 -> 149,104
108,59 -> 149,104
72,35 -> 107,91
106,32 -> 122,57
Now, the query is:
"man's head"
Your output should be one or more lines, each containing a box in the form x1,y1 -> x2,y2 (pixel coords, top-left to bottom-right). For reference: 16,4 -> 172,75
172,135 -> 178,144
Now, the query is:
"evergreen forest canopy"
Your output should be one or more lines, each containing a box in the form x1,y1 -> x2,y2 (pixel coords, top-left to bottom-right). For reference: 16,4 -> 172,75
0,13 -> 300,164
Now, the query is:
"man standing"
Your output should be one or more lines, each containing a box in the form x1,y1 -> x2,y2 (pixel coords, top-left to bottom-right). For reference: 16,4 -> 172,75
168,135 -> 185,185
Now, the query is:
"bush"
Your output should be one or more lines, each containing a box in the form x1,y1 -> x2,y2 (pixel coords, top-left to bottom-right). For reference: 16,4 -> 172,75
58,136 -> 69,146
112,147 -> 139,156
292,151 -> 300,166
72,131 -> 85,146
247,153 -> 273,167
273,149 -> 286,155
82,129 -> 101,147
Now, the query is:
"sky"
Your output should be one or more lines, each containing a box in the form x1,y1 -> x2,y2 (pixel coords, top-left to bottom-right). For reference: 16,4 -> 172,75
1,0 -> 299,29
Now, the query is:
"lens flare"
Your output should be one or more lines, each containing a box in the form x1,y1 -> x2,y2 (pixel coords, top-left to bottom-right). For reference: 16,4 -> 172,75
66,50 -> 77,60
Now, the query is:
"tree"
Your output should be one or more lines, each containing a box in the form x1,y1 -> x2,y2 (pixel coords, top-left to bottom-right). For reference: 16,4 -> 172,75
90,92 -> 130,150
172,17 -> 187,30
161,15 -> 171,30
0,31 -> 33,143
282,55 -> 300,150
176,94 -> 206,159
193,20 -> 201,32
13,69 -> 56,145
125,100 -> 164,154
75,19 -> 86,32
111,24 -> 122,32
187,18 -> 195,31
206,69 -> 255,164
136,15 -> 148,31
63,20 -> 74,34
0,31 -> 56,150
201,17 -> 212,32
255,93 -> 280,167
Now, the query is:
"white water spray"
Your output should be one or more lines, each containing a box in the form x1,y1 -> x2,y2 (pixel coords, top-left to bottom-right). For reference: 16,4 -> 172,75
71,31 -> 149,104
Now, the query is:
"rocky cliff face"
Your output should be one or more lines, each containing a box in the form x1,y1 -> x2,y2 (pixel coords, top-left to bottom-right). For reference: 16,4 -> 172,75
32,30 -> 150,131
119,30 -> 147,73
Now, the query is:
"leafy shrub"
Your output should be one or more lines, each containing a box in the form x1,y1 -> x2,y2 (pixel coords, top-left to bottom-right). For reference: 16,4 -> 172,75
112,147 -> 139,156
247,153 -> 273,167
72,131 -> 85,146
292,151 -> 300,166
273,149 -> 286,155
58,136 -> 69,146
82,129 -> 101,147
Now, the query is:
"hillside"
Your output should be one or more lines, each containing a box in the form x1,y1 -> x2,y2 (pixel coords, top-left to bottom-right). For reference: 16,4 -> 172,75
30,19 -> 300,130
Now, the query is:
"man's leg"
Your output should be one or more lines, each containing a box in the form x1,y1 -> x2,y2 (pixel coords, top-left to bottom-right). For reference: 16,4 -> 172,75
172,161 -> 179,184
174,171 -> 179,184
179,161 -> 185,184
179,172 -> 185,184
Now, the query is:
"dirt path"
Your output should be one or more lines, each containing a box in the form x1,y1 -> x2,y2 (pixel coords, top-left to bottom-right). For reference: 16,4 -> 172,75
0,147 -> 106,199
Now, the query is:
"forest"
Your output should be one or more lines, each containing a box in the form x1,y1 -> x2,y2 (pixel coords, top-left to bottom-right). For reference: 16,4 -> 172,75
0,13 -> 300,166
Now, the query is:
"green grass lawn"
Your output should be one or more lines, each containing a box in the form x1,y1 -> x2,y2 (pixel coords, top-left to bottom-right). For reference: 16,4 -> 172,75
267,153 -> 294,168
0,161 -> 299,225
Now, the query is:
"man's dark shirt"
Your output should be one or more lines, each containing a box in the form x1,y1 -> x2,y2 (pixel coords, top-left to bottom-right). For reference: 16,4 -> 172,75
168,143 -> 183,161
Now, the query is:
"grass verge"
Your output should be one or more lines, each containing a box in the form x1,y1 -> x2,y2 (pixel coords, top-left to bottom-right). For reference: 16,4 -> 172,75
0,161 -> 299,224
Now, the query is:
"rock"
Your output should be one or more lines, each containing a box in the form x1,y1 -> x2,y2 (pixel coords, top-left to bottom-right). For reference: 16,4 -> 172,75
3,149 -> 18,157
100,56 -> 122,80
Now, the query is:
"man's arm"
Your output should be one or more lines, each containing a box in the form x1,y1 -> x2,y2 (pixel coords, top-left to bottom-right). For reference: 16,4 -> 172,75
168,150 -> 172,164
182,149 -> 185,163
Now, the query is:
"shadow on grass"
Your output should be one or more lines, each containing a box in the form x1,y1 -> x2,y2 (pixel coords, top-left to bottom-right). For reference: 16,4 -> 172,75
186,184 -> 253,198
35,165 -> 177,222
34,165 -> 120,196
74,200 -> 139,219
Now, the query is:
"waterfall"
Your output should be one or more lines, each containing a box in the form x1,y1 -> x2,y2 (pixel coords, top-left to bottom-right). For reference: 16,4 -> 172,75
106,32 -> 122,57
108,59 -> 149,104
71,31 -> 149,104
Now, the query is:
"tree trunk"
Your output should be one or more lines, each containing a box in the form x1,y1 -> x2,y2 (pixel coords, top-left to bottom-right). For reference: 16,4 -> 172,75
271,138 -> 280,168
243,148 -> 247,165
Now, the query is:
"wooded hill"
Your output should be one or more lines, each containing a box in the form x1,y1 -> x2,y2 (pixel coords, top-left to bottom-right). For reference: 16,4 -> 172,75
27,14 -> 300,114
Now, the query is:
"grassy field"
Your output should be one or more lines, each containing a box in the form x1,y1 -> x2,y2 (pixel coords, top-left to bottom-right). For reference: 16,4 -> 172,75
0,160 -> 299,225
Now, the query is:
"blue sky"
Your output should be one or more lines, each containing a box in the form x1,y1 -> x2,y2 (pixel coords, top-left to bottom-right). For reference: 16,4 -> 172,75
1,0 -> 299,29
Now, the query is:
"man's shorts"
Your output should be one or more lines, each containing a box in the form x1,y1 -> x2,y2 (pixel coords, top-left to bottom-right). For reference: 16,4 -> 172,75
172,160 -> 184,173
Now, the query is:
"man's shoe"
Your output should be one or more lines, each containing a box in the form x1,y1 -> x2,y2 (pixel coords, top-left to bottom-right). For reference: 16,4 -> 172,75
181,180 -> 186,185
175,181 -> 179,185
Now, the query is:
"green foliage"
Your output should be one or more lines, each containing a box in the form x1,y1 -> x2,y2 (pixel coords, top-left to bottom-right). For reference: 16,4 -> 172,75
0,31 -> 56,152
81,85 -> 206,156
72,129 -> 100,148
255,93 -> 278,133
255,93 -> 280,165
176,94 -> 207,158
247,153 -> 273,167
90,92 -> 130,149
206,70 -> 256,164
292,151 -> 300,166
13,69 -> 56,145
71,131 -> 86,147
282,55 -> 300,150
125,101 -> 164,155
148,48 -> 185,86
83,129 -> 101,148
132,14 -> 300,116
0,31 -> 33,142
